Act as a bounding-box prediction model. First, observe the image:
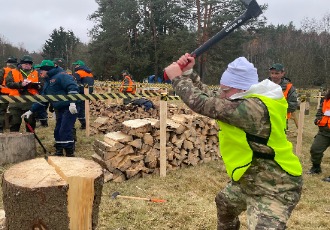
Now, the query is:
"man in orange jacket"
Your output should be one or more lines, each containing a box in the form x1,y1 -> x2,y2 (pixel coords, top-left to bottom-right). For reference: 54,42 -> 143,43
119,70 -> 136,104
0,56 -> 18,132
72,60 -> 94,129
5,55 -> 40,132
307,89 -> 330,179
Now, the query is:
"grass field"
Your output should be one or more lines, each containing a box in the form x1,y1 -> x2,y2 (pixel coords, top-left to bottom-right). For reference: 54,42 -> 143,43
1,97 -> 330,230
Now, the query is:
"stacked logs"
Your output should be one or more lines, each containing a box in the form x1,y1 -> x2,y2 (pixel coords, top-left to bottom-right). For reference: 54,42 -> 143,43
89,100 -> 194,134
92,114 -> 220,183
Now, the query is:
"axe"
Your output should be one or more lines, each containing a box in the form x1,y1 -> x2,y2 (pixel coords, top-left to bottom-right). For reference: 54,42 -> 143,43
164,0 -> 262,80
111,191 -> 166,203
24,117 -> 49,160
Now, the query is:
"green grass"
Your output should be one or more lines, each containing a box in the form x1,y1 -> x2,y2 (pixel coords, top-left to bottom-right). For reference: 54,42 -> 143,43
1,97 -> 330,229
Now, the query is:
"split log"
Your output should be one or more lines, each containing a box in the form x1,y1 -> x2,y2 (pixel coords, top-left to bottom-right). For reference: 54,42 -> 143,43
104,131 -> 133,143
122,119 -> 152,137
2,157 -> 103,230
0,133 -> 36,165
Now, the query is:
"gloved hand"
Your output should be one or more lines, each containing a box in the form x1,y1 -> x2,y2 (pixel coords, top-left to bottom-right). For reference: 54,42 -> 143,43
324,110 -> 330,116
69,103 -> 78,114
21,110 -> 33,119
22,79 -> 31,87
314,119 -> 320,125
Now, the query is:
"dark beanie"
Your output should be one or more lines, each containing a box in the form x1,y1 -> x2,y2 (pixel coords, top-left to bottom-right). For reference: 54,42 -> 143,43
40,66 -> 55,71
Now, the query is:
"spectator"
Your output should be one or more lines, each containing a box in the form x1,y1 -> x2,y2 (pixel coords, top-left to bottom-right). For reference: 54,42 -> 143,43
53,58 -> 66,69
307,89 -> 330,179
72,60 -> 94,129
6,55 -> 40,132
22,60 -> 79,157
268,63 -> 298,124
0,56 -> 18,133
165,54 -> 303,229
34,64 -> 49,127
119,70 -> 136,104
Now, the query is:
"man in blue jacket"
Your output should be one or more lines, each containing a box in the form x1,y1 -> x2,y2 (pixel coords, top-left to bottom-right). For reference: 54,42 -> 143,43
22,60 -> 79,157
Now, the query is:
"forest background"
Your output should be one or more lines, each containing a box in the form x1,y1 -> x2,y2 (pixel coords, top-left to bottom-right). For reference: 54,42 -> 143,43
0,0 -> 329,88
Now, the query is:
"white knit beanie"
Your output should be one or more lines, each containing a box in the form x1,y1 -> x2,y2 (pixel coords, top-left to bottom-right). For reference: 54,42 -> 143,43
220,57 -> 258,90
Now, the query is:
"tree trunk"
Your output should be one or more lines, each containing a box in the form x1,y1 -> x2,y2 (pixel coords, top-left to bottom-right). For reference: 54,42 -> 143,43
0,133 -> 36,165
2,157 -> 104,230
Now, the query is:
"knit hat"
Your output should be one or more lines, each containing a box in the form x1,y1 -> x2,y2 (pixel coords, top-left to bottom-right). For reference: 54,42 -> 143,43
220,57 -> 258,90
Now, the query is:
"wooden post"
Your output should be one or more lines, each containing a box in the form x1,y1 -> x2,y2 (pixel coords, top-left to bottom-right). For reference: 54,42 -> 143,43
316,92 -> 321,109
84,87 -> 90,137
295,101 -> 306,156
107,84 -> 112,105
159,95 -> 167,177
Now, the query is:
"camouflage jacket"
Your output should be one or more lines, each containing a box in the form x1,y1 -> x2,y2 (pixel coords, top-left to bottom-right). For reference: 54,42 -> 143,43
172,72 -> 273,154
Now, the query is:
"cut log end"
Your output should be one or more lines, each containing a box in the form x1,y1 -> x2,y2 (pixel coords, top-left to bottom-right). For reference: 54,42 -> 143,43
2,157 -> 104,230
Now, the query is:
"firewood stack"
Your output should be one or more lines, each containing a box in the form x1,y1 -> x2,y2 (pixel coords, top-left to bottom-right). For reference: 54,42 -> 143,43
92,114 -> 220,183
89,100 -> 194,134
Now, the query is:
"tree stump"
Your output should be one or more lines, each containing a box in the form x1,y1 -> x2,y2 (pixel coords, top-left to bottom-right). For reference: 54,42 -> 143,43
0,133 -> 36,165
2,156 -> 104,230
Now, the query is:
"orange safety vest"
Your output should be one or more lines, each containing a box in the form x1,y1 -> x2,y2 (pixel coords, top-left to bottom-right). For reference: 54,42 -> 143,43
8,69 -> 39,96
119,75 -> 136,94
1,67 -> 12,94
75,70 -> 93,78
283,82 -> 293,119
318,99 -> 330,128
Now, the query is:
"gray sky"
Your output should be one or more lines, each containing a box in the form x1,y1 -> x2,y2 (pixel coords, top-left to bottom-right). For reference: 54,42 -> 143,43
0,0 -> 98,52
0,0 -> 329,53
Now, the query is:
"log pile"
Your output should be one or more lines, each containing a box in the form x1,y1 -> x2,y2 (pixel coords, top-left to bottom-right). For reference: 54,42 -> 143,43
92,114 -> 220,183
89,100 -> 194,134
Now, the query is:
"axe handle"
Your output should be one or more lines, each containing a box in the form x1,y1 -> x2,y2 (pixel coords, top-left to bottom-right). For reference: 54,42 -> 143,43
116,195 -> 166,203
164,0 -> 262,80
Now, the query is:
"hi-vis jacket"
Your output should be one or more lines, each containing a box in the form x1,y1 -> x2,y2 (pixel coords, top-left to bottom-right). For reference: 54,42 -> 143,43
1,67 -> 13,94
283,82 -> 293,119
317,99 -> 330,128
119,75 -> 136,94
74,66 -> 94,94
217,80 -> 302,181
6,69 -> 39,96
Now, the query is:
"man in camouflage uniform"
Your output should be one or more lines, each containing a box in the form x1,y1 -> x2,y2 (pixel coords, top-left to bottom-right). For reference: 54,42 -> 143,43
165,54 -> 303,230
0,56 -> 18,132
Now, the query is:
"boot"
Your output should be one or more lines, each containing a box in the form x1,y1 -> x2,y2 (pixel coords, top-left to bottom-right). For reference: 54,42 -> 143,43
40,120 -> 48,127
307,164 -> 321,174
322,176 -> 330,182
80,123 -> 86,130
54,145 -> 64,156
65,148 -> 75,157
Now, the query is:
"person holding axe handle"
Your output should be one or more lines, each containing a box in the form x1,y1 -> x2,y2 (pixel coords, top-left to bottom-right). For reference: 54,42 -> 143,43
22,60 -> 80,157
165,53 -> 303,229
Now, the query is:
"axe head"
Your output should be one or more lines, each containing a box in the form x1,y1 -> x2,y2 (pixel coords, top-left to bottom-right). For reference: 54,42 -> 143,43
240,0 -> 262,18
111,191 -> 120,199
